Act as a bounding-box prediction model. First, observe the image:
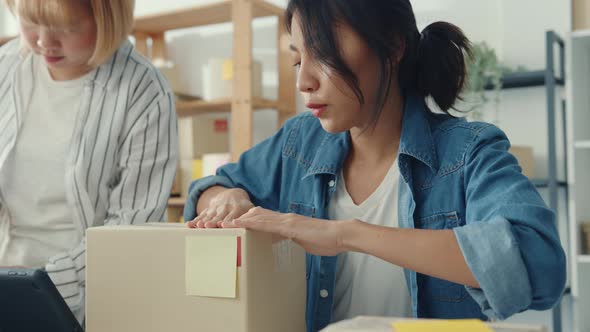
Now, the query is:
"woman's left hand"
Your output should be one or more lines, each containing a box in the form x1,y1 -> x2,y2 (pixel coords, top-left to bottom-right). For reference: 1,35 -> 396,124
223,207 -> 351,257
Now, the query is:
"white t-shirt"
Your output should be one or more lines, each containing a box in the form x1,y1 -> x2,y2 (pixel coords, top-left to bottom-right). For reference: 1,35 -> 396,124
0,54 -> 91,267
330,160 -> 411,322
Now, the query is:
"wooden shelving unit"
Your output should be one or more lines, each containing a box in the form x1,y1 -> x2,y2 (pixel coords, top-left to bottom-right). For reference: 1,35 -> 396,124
133,0 -> 283,33
175,97 -> 283,117
132,0 -> 296,219
133,0 -> 295,161
167,197 -> 187,208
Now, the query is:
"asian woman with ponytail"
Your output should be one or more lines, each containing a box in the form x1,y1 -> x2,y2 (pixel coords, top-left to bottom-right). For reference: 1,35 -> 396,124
183,1 -> 566,331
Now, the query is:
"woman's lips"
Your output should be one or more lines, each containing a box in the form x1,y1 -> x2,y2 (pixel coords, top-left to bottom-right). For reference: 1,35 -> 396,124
307,104 -> 328,118
44,55 -> 65,64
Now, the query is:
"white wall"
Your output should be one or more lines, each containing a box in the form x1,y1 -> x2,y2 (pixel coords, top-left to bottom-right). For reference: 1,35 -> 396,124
413,0 -> 571,67
500,0 -> 571,68
414,0 -> 504,55
0,3 -> 16,36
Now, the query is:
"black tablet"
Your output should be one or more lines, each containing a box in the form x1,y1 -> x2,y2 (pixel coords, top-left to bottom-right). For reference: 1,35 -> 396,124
0,268 -> 83,332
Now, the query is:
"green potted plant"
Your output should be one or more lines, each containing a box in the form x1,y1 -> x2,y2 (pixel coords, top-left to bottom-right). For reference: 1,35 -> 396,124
463,42 -> 536,178
464,41 -> 503,122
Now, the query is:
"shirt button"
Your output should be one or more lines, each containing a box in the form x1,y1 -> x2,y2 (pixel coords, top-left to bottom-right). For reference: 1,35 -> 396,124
320,289 -> 329,298
328,180 -> 335,188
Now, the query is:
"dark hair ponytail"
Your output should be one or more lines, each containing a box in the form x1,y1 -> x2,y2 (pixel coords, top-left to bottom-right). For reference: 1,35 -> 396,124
413,22 -> 471,112
286,0 -> 472,122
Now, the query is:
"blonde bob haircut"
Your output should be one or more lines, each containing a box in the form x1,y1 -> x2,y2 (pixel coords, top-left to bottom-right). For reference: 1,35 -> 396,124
4,0 -> 135,66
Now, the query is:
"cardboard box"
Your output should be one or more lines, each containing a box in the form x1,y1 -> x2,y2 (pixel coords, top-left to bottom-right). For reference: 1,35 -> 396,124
86,224 -> 306,332
178,115 -> 229,195
574,0 -> 590,31
178,115 -> 229,160
509,145 -> 535,179
154,61 -> 183,96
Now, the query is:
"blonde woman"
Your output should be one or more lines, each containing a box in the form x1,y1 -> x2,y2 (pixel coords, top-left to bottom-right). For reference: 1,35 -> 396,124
0,0 -> 178,320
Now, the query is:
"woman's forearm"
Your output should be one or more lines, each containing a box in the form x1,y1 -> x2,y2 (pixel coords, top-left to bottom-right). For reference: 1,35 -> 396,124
341,220 -> 480,288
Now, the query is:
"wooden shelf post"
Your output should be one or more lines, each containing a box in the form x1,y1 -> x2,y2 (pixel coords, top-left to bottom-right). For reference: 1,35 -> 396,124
128,0 -> 298,212
151,32 -> 167,63
134,32 -> 150,58
231,0 -> 254,162
278,15 -> 296,127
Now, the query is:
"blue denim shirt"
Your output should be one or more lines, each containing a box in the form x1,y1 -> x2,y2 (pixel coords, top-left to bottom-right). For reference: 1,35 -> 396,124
184,94 -> 566,332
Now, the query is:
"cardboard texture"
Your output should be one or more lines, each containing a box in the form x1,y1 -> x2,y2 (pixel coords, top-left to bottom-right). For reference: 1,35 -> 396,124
509,146 -> 535,179
178,115 -> 229,160
154,61 -> 184,96
177,115 -> 229,195
86,224 -> 306,332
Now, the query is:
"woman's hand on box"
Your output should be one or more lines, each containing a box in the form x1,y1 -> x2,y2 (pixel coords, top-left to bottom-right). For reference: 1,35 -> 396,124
187,188 -> 254,229
222,207 -> 352,257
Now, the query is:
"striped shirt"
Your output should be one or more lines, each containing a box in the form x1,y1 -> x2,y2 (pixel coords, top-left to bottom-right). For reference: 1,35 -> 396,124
0,39 -> 179,321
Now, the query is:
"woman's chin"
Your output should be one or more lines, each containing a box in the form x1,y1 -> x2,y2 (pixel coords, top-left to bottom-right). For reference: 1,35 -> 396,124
319,121 -> 346,134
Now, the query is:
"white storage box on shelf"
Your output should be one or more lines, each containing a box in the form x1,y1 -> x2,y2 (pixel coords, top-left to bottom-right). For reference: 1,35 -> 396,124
202,58 -> 263,100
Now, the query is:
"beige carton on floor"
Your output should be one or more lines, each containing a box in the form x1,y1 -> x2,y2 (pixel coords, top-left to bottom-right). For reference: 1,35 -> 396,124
86,224 -> 306,332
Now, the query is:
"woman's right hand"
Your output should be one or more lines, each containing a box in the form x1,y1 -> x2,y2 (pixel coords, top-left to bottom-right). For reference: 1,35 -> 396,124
187,188 -> 254,229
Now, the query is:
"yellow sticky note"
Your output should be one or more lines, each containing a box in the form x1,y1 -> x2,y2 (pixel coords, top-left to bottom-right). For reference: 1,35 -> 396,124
185,235 -> 237,298
392,319 -> 493,332
222,59 -> 233,80
192,159 -> 203,180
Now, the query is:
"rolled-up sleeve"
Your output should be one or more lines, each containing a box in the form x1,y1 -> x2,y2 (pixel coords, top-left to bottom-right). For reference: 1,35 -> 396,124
456,124 -> 566,320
